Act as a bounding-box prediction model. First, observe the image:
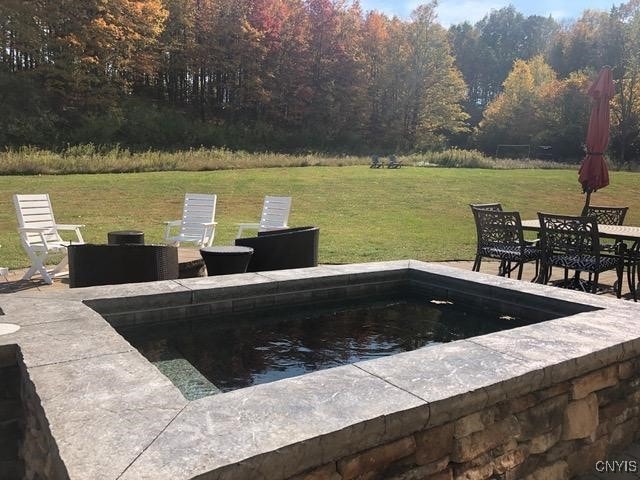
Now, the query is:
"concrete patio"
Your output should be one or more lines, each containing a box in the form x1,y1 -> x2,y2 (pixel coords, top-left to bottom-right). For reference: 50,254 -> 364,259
1,257 -> 636,301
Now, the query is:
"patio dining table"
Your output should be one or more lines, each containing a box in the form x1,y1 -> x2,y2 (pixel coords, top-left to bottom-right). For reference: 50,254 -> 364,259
522,220 -> 640,300
521,220 -> 640,243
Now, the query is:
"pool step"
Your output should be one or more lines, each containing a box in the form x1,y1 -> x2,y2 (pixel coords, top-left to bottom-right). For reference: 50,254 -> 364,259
153,351 -> 221,401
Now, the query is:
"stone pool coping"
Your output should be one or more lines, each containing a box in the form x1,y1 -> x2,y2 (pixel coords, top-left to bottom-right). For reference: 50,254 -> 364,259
1,260 -> 639,479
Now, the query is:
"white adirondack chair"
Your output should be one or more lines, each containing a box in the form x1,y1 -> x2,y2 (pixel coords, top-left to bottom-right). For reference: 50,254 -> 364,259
13,194 -> 85,284
164,193 -> 218,247
236,196 -> 292,238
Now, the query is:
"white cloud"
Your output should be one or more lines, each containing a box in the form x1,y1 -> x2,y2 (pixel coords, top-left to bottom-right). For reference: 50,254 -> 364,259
435,0 -> 507,26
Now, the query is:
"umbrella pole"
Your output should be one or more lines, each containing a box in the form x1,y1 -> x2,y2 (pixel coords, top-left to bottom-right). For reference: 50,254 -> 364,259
582,190 -> 592,217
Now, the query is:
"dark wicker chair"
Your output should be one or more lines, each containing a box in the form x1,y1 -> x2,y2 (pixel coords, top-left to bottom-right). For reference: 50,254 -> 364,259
235,226 -> 319,272
537,213 -> 624,297
471,209 -> 540,280
68,244 -> 179,288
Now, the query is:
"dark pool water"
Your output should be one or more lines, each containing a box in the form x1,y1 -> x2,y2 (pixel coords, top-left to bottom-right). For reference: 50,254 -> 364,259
121,297 -> 534,399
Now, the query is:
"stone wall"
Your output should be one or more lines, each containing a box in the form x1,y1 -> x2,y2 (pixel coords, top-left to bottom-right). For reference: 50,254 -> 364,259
0,344 -> 68,480
0,345 -> 24,480
289,358 -> 640,480
18,350 -> 69,480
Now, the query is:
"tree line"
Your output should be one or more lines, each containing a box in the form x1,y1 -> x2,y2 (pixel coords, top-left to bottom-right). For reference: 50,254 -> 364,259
1,0 -> 640,162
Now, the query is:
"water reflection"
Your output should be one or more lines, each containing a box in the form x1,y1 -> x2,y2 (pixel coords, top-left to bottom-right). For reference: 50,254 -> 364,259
123,298 -> 532,396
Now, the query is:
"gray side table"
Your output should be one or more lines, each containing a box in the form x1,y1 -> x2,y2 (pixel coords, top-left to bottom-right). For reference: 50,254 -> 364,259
199,246 -> 254,276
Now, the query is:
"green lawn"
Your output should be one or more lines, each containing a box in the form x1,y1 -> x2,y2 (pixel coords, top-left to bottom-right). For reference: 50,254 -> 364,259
1,166 -> 639,269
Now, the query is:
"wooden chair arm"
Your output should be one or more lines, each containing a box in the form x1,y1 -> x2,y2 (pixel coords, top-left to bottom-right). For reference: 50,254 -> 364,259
18,227 -> 52,248
55,224 -> 85,230
55,224 -> 85,243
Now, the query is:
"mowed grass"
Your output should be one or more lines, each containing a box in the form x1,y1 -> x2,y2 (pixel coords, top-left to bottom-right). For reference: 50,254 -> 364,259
1,166 -> 639,269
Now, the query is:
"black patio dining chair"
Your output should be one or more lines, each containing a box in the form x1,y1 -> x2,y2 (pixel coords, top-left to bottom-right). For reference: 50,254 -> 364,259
470,202 -> 503,211
584,205 -> 628,226
537,212 -> 624,297
584,205 -> 629,250
583,205 -> 629,285
626,240 -> 640,302
470,208 -> 540,280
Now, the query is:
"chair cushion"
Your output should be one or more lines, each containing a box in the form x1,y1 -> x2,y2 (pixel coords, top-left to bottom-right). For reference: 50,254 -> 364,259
547,254 -> 620,273
479,244 -> 539,262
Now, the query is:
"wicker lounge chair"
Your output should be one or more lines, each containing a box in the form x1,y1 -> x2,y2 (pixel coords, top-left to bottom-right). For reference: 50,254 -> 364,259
235,226 -> 319,272
68,244 -> 179,288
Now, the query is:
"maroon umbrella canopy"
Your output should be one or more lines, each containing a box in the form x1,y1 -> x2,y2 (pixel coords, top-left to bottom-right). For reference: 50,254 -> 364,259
579,67 -> 615,213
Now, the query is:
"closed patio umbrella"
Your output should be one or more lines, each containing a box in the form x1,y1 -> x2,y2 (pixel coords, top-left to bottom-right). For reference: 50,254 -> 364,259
579,66 -> 615,215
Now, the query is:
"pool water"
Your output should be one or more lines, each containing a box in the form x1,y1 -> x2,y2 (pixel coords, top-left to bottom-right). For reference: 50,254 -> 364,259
120,297 -> 535,400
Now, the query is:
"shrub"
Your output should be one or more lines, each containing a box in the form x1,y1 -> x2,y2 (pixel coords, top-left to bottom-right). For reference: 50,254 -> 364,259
408,148 -> 576,169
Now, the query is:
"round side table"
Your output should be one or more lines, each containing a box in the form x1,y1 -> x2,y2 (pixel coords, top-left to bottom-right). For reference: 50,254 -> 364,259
199,246 -> 254,276
107,230 -> 145,245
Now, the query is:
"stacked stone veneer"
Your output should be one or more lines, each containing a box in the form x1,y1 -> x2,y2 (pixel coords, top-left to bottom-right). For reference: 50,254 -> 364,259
290,360 -> 640,480
0,346 -> 23,480
19,355 -> 69,480
0,345 -> 68,480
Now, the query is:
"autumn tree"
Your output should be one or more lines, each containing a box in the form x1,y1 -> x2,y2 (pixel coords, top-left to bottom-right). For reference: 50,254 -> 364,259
361,11 -> 391,143
610,0 -> 640,162
537,71 -> 591,159
476,56 -> 556,153
248,0 -> 311,123
4,0 -> 640,157
410,5 -> 469,148
0,0 -> 167,145
156,0 -> 195,104
450,6 -> 558,125
548,10 -> 622,78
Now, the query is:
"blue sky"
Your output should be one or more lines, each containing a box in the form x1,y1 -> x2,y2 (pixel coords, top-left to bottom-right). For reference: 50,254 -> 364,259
359,0 -> 620,26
